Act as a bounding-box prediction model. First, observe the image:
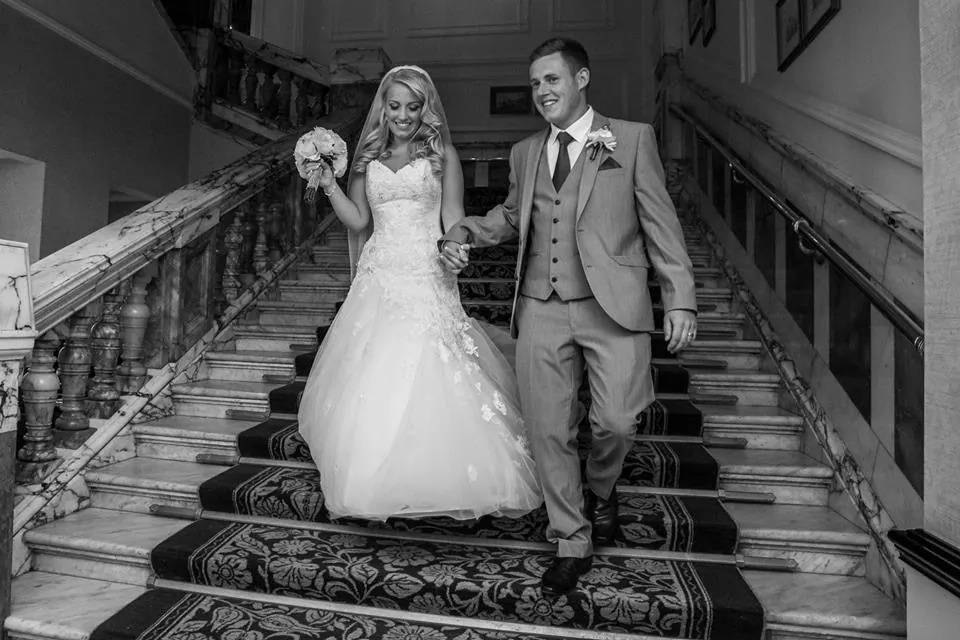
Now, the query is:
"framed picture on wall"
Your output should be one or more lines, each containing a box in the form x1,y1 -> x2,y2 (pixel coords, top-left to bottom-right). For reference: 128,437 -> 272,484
776,0 -> 804,71
489,86 -> 533,115
803,0 -> 840,43
702,0 -> 717,46
687,0 -> 702,44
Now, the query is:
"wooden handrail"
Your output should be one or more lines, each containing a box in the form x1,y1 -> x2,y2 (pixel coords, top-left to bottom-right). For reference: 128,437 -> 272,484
30,108 -> 362,334
671,104 -> 925,354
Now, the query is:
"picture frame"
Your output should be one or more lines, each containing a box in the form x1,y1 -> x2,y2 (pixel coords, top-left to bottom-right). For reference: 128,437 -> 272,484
775,0 -> 804,72
687,0 -> 702,44
702,0 -> 717,46
803,0 -> 840,44
489,86 -> 533,116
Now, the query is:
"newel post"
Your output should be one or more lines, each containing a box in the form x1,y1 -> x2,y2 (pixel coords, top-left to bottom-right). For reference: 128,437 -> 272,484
1,240 -> 38,632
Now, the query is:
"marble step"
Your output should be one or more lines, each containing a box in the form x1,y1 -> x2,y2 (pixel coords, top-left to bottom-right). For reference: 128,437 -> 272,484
711,448 -> 834,506
725,503 -> 869,576
311,246 -> 349,264
699,404 -> 805,450
6,572 -> 147,640
85,459 -> 227,513
743,570 -> 905,640
6,570 -> 906,640
133,417 -> 262,461
291,262 -> 352,282
203,349 -> 296,382
23,509 -> 190,586
678,339 -> 765,370
26,501 -> 858,587
17,512 -> 903,639
169,380 -> 281,420
688,369 -> 782,406
277,279 -> 350,302
92,437 -> 832,511
234,323 -> 316,351
255,300 -> 339,326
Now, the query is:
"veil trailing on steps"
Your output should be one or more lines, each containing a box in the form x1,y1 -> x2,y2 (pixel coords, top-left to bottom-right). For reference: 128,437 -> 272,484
346,64 -> 452,279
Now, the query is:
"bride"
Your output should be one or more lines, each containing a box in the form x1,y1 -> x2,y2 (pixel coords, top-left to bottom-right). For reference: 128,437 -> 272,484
297,66 -> 542,521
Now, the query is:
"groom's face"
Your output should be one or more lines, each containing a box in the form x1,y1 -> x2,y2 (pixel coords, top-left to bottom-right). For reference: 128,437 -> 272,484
529,52 -> 589,130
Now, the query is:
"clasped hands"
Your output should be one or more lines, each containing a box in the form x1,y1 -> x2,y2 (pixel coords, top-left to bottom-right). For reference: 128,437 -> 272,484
439,240 -> 471,274
439,241 -> 697,353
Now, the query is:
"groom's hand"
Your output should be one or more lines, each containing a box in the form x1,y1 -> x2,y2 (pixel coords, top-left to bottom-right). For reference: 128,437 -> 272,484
664,309 -> 697,353
440,241 -> 470,274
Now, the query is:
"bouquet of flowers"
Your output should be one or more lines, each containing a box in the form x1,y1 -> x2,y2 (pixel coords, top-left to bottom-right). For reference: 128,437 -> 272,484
294,127 -> 349,202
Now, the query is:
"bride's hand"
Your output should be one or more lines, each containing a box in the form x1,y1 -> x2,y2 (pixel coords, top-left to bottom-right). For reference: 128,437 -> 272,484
440,241 -> 470,274
305,159 -> 336,192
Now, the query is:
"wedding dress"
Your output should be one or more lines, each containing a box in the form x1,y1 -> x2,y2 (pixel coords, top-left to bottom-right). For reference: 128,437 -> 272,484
298,157 -> 542,521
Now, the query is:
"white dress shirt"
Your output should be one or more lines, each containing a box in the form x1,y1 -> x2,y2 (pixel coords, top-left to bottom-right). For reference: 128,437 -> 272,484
546,106 -> 595,175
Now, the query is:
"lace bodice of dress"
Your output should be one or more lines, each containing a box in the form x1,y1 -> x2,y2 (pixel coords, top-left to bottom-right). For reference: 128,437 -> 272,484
356,158 -> 446,279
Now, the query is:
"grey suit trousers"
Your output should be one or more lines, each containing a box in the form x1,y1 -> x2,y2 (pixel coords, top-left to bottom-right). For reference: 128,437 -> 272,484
515,293 -> 654,558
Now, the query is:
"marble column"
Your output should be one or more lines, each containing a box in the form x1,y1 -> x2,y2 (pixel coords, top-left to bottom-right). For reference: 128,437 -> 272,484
911,1 -> 960,637
0,240 -> 38,632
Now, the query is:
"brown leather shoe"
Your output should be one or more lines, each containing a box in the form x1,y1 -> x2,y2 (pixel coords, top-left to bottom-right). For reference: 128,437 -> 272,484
541,556 -> 593,597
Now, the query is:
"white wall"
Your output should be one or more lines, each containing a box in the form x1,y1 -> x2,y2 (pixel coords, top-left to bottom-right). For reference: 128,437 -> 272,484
0,1 -> 195,257
0,155 -> 45,262
680,0 -> 921,217
278,0 -> 653,143
187,122 -> 257,182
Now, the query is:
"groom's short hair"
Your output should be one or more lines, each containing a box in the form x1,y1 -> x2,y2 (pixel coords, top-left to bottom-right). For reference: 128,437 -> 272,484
529,37 -> 590,75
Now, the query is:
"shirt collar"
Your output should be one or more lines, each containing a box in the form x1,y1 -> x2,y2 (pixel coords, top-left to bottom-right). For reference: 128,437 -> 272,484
550,106 -> 594,146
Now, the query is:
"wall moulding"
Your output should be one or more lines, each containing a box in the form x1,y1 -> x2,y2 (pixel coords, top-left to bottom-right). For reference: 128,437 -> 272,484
689,57 -> 921,168
679,74 -> 923,251
405,0 -> 530,37
548,0 -> 615,31
328,0 -> 389,42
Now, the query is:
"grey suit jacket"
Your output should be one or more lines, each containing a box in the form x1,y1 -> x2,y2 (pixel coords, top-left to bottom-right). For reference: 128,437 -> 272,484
445,112 -> 696,336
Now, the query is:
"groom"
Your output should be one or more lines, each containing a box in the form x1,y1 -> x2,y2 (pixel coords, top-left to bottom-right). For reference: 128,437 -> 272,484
440,38 -> 697,595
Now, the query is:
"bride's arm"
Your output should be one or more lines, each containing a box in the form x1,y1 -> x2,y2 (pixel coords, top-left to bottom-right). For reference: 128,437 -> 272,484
440,144 -> 465,233
313,161 -> 371,232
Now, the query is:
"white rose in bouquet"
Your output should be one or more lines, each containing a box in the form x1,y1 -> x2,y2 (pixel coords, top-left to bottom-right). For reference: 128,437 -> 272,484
294,127 -> 348,202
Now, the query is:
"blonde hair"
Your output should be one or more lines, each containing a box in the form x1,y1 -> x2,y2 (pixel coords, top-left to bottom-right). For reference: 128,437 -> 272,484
353,68 -> 446,176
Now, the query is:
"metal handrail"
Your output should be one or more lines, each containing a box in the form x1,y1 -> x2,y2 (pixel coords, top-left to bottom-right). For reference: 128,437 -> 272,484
670,104 -> 925,354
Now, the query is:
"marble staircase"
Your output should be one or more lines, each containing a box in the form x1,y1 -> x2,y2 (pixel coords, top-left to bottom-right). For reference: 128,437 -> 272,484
7,224 -> 906,640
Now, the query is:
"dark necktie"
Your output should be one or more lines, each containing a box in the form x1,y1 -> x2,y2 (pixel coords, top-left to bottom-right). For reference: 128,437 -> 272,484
553,131 -> 574,192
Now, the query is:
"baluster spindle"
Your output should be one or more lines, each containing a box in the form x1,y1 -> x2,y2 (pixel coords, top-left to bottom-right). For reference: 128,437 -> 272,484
259,62 -> 279,118
268,199 -> 284,267
86,289 -> 123,418
240,201 -> 257,287
277,69 -> 293,129
16,331 -> 61,481
222,212 -> 244,303
243,52 -> 258,109
252,198 -> 269,276
116,276 -> 150,393
55,303 -> 97,446
292,77 -> 307,128
254,60 -> 269,113
226,47 -> 244,105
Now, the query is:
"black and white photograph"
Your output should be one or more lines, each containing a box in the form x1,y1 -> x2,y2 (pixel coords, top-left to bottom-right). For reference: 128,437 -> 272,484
0,1 -> 945,639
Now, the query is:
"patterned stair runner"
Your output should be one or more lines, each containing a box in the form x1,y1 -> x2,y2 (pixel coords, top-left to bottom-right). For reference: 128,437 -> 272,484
88,212 -> 767,639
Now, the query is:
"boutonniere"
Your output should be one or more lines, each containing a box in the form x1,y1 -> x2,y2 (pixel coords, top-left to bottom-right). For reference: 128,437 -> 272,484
586,125 -> 617,160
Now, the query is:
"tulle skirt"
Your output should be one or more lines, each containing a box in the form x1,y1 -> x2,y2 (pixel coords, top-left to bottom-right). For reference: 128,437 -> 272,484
297,270 -> 542,521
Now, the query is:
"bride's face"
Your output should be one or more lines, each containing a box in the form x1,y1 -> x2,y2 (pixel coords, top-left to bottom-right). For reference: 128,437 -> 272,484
384,82 -> 423,143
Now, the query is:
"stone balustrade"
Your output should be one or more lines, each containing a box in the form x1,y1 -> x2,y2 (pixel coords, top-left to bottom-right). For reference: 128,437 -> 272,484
13,108 -> 363,484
